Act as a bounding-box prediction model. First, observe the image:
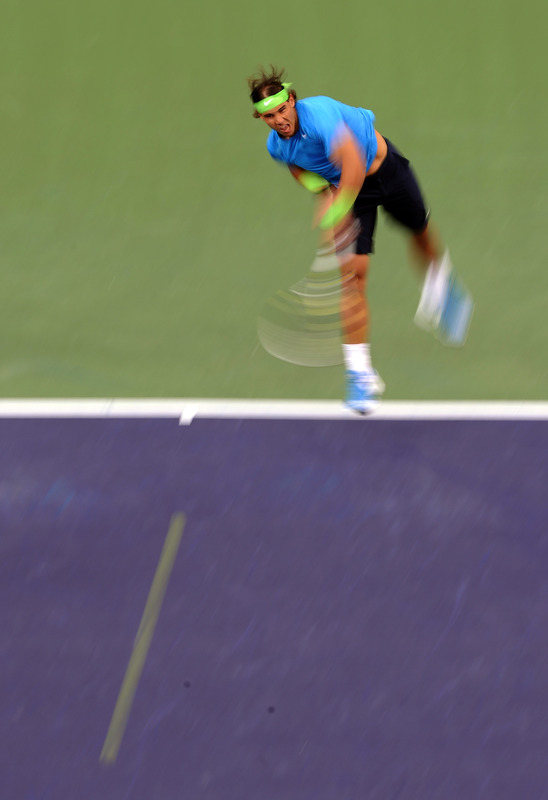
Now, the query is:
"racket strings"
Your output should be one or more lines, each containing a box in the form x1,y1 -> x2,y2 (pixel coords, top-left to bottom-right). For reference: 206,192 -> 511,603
258,266 -> 352,366
257,220 -> 361,367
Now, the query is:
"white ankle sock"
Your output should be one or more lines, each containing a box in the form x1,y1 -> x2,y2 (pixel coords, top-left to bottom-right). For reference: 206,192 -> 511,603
342,343 -> 372,373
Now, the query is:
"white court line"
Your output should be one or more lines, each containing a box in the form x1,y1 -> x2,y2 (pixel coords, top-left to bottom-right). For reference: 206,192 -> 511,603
0,400 -> 188,417
0,399 -> 547,423
177,400 -> 548,424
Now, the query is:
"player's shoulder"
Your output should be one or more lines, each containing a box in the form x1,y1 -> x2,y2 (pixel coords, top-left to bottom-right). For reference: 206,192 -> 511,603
296,97 -> 346,141
297,96 -> 347,126
297,95 -> 340,113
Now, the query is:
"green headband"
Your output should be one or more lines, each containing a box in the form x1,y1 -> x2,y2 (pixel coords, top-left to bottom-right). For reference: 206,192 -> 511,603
254,82 -> 293,114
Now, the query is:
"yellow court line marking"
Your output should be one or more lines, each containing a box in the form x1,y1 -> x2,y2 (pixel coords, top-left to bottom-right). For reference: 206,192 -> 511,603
100,512 -> 186,765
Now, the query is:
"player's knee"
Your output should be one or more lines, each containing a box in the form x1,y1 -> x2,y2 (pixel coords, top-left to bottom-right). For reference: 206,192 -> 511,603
341,254 -> 369,289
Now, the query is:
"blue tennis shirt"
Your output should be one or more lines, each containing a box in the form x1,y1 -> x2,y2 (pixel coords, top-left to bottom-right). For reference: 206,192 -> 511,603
266,96 -> 378,185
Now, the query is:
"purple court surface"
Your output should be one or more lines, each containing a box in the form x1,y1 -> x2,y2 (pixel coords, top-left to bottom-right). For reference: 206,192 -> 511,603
1,417 -> 548,799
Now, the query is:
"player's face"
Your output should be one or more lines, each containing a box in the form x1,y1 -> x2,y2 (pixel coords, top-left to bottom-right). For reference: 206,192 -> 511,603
259,95 -> 299,138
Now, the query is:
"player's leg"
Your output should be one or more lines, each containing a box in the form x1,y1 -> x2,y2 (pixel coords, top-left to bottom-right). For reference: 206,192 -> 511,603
337,208 -> 385,413
410,220 -> 474,345
409,221 -> 452,327
410,221 -> 442,268
412,221 -> 453,331
380,140 -> 433,264
414,245 -> 474,345
339,253 -> 369,344
381,141 -> 473,344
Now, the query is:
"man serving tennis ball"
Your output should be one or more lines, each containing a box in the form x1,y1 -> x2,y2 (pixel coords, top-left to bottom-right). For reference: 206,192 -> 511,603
249,66 -> 473,414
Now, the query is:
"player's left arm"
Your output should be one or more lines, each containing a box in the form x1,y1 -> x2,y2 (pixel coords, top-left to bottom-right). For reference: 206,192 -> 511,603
332,130 -> 366,203
316,129 -> 365,231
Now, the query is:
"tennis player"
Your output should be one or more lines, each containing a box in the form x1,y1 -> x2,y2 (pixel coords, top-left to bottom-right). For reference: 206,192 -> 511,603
249,66 -> 471,414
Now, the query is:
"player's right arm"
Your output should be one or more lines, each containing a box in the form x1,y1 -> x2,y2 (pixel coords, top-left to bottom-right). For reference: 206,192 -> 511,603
288,165 -> 332,195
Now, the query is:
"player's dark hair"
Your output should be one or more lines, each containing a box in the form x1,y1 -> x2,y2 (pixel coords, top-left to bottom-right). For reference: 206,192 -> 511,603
248,65 -> 297,117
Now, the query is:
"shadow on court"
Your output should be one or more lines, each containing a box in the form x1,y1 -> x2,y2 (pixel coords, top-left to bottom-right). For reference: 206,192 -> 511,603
1,418 -> 547,799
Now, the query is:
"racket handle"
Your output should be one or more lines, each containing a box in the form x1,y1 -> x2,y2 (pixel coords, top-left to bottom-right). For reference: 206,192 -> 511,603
316,217 -> 361,258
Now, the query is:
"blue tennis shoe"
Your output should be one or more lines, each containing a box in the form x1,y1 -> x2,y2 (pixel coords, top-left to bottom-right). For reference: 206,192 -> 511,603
344,370 -> 384,415
415,251 -> 473,346
435,272 -> 475,346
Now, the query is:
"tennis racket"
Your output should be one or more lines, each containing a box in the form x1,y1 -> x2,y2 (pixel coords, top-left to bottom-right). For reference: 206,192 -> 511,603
257,218 -> 361,367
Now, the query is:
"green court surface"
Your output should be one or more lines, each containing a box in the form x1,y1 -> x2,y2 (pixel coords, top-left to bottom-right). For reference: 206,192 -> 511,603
1,0 -> 546,400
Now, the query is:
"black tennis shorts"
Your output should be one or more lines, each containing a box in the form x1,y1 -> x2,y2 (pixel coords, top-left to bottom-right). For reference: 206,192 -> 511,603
353,138 -> 430,255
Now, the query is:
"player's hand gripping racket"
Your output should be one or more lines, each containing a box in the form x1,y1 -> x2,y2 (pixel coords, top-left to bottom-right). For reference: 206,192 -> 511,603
257,216 -> 361,367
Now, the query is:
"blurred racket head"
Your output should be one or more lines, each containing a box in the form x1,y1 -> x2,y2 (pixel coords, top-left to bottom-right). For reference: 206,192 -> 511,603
257,261 -> 353,367
257,216 -> 360,367
316,216 -> 361,259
